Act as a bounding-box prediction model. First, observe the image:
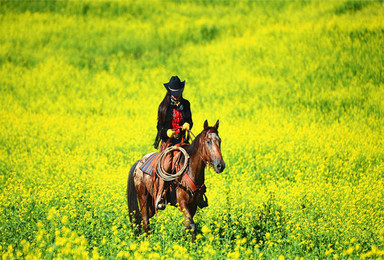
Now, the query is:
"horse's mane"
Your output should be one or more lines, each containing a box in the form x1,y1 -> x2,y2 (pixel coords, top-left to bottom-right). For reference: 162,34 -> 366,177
183,127 -> 218,155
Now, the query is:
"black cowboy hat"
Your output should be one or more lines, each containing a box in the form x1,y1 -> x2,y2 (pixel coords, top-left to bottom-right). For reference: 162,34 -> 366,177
164,76 -> 185,96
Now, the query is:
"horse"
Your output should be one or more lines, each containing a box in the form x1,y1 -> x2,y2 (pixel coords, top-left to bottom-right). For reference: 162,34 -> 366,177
127,120 -> 225,240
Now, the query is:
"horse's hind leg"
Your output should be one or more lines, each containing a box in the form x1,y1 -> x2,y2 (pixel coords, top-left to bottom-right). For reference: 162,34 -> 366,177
137,187 -> 151,234
134,169 -> 154,234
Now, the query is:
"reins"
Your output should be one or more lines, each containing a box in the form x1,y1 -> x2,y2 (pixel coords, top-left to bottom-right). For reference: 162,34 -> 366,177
185,129 -> 212,167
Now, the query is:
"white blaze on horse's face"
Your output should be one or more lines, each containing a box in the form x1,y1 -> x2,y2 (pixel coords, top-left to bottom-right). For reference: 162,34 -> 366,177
206,132 -> 225,173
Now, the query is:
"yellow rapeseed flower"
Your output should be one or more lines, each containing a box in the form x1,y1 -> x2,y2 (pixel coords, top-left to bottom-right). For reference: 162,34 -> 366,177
201,225 -> 210,234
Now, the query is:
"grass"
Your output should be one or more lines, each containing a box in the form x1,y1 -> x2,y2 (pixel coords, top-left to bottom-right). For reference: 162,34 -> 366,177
1,0 -> 384,259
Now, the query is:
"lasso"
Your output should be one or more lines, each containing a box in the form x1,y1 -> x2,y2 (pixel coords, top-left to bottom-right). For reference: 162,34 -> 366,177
156,146 -> 189,181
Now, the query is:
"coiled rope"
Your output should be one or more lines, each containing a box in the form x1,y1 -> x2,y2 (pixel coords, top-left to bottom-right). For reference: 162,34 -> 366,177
156,146 -> 189,181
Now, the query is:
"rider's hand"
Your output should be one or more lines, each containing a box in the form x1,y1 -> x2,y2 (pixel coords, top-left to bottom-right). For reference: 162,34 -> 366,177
167,129 -> 176,138
182,123 -> 190,131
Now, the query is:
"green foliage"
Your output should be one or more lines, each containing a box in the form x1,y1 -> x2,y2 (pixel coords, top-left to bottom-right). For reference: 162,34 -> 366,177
1,0 -> 384,259
334,0 -> 374,15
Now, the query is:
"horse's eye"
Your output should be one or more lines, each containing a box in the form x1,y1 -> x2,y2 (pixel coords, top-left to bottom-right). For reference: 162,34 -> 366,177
206,140 -> 211,145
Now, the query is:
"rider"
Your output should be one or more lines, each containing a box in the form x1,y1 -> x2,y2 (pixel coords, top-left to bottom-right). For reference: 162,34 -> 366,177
153,76 -> 207,210
153,75 -> 192,151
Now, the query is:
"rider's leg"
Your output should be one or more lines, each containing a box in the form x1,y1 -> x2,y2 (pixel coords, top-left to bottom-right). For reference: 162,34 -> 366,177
156,153 -> 173,210
156,178 -> 166,210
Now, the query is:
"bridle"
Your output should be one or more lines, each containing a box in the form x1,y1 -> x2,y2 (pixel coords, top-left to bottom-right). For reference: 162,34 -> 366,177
185,129 -> 213,167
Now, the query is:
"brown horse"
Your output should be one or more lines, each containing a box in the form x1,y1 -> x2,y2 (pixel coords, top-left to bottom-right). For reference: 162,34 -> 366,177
127,120 -> 225,239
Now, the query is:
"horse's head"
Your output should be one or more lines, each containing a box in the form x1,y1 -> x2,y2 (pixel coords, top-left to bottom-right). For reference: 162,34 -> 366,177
200,120 -> 225,173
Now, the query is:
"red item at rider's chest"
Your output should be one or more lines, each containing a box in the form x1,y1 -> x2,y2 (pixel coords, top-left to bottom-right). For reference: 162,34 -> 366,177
171,109 -> 183,134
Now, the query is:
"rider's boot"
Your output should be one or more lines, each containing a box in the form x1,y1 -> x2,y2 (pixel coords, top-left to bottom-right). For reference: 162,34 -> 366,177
156,179 -> 167,210
156,194 -> 166,210
156,152 -> 173,210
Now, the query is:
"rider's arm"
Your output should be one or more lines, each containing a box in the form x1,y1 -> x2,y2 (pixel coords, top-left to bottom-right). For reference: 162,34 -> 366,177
182,99 -> 193,130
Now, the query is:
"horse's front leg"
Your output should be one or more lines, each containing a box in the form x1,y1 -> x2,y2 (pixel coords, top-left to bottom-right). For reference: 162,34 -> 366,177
179,201 -> 197,242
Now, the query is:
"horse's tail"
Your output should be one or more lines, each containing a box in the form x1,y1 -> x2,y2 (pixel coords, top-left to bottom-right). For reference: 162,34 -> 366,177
127,160 -> 141,224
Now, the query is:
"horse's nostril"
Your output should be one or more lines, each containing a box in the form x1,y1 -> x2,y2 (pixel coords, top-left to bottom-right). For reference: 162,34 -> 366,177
217,163 -> 224,171
221,162 -> 225,171
213,160 -> 225,173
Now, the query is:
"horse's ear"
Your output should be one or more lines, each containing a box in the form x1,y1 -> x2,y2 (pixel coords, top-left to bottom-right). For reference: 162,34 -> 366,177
214,120 -> 219,130
204,120 -> 208,130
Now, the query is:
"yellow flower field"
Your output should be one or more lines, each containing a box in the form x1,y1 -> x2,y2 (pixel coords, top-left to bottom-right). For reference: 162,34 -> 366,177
1,0 -> 384,259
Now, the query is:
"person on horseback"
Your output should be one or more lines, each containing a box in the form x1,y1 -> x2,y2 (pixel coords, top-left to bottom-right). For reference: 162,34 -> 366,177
153,75 -> 192,151
153,76 -> 208,210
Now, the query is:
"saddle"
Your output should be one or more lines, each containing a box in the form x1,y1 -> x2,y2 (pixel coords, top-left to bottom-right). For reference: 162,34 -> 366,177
139,152 -> 161,176
141,140 -> 188,176
139,140 -> 208,209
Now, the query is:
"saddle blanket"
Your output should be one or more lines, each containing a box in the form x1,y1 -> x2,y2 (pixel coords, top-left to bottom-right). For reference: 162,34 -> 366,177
139,152 -> 160,175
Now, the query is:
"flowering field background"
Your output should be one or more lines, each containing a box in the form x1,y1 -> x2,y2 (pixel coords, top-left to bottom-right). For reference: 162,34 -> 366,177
1,0 -> 384,259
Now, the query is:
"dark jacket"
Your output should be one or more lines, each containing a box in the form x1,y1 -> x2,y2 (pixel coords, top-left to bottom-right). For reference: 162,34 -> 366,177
153,98 -> 193,149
